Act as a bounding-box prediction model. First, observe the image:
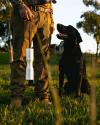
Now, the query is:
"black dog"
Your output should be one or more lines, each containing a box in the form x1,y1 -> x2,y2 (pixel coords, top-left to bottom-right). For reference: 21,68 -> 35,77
57,24 -> 90,97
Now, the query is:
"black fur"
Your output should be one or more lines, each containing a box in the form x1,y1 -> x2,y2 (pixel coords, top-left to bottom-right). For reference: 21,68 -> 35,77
57,24 -> 90,97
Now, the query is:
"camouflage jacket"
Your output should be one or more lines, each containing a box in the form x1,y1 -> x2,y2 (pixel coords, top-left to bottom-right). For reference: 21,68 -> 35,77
10,0 -> 52,5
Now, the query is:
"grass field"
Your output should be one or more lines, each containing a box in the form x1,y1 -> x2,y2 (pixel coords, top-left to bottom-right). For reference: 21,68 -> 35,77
0,52 -> 100,125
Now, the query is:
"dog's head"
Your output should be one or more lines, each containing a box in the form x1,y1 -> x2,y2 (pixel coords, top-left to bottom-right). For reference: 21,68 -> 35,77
56,23 -> 82,44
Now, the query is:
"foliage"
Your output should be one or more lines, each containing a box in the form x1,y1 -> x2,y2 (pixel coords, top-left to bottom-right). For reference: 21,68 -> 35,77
0,0 -> 12,22
77,11 -> 100,41
77,0 -> 100,58
0,0 -> 12,47
0,52 -> 9,64
83,0 -> 100,9
0,21 -> 8,37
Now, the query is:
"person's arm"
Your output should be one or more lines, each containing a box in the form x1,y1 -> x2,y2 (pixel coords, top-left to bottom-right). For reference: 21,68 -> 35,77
50,14 -> 55,34
50,3 -> 55,34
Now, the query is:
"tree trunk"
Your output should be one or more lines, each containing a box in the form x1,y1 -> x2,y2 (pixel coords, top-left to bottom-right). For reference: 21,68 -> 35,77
96,42 -> 99,62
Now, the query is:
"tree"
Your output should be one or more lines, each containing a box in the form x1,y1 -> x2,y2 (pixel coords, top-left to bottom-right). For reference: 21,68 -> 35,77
0,0 -> 12,47
0,0 -> 12,21
77,0 -> 100,61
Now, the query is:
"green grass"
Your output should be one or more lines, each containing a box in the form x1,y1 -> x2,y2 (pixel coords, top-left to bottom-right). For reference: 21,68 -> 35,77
0,52 -> 10,65
0,53 -> 100,125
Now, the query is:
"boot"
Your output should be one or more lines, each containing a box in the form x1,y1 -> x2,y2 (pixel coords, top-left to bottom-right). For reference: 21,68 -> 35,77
10,97 -> 22,109
42,95 -> 52,105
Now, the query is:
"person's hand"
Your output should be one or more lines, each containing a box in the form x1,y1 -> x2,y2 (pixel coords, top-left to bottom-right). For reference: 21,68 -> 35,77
19,3 -> 34,21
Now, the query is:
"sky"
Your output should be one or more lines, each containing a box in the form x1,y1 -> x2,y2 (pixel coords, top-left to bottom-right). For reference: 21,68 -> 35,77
51,0 -> 99,53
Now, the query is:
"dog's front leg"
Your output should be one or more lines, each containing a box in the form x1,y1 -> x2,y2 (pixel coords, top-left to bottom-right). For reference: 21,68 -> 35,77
59,70 -> 64,96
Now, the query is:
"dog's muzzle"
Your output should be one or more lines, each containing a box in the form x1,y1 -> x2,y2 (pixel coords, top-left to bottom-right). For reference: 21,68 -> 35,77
56,33 -> 68,40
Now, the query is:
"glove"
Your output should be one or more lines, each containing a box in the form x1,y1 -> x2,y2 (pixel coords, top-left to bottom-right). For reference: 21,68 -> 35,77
19,3 -> 34,21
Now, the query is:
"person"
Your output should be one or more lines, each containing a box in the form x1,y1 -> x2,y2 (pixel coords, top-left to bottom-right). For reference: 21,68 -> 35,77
9,0 -> 54,108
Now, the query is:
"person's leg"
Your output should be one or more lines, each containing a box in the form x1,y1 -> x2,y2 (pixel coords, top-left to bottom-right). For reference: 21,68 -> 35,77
10,13 -> 25,108
33,11 -> 52,103
10,11 -> 37,108
33,30 -> 50,102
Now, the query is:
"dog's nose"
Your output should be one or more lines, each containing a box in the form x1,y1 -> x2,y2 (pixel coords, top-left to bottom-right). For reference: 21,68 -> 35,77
57,23 -> 63,32
57,23 -> 61,28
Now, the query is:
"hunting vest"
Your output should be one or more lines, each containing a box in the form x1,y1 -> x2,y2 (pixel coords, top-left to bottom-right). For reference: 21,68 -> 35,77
10,0 -> 52,5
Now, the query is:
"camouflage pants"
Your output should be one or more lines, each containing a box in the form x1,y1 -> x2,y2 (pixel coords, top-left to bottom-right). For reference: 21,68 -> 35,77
33,29 -> 51,99
10,7 -> 51,99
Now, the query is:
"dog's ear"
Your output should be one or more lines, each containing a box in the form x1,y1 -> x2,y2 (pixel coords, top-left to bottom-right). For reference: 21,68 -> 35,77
68,25 -> 82,43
